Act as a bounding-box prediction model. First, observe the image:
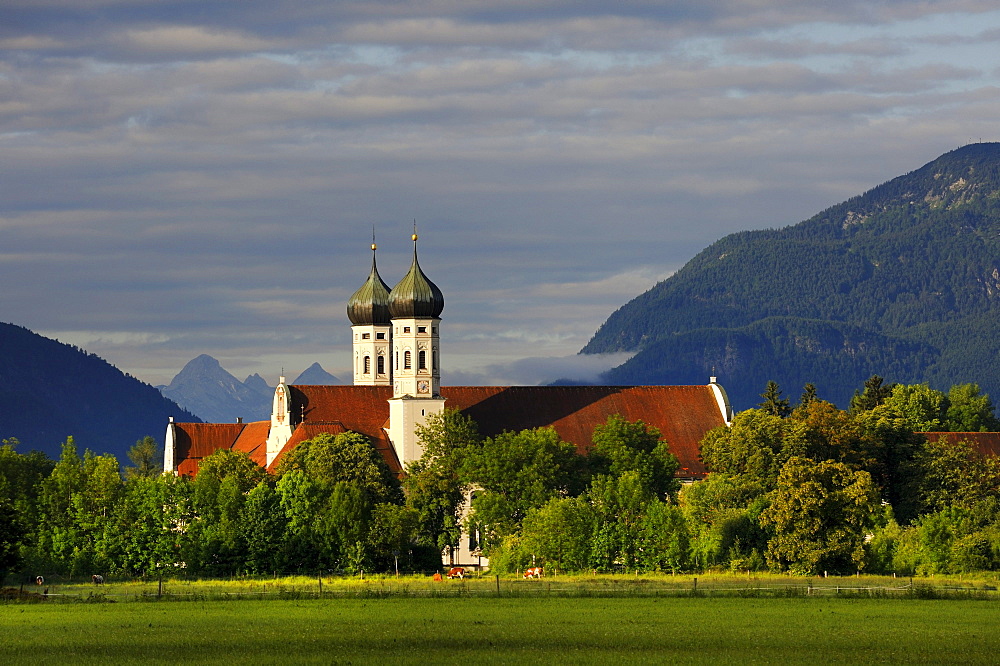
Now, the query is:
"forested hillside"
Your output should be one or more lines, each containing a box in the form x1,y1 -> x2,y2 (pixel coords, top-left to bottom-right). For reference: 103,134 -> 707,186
584,143 -> 1000,408
0,322 -> 199,460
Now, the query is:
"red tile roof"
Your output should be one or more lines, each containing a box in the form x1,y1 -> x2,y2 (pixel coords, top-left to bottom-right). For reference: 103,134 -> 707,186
268,422 -> 349,472
920,432 -> 1000,458
170,385 -> 726,478
173,423 -> 247,477
232,421 -> 271,467
171,384 -> 726,478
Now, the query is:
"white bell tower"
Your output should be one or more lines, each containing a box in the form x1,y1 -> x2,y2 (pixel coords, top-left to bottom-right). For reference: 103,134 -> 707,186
348,238 -> 392,386
386,230 -> 445,464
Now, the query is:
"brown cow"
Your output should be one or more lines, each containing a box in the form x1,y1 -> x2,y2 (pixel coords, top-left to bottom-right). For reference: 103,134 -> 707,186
446,567 -> 466,579
524,567 -> 543,579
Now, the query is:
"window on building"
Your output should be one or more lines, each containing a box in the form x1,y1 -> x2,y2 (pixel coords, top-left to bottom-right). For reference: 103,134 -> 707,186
418,326 -> 426,333
362,333 -> 371,340
376,332 -> 386,340
395,351 -> 399,370
377,355 -> 385,375
404,350 -> 412,369
364,356 -> 371,374
433,350 -> 438,371
419,350 -> 426,369
403,326 -> 411,333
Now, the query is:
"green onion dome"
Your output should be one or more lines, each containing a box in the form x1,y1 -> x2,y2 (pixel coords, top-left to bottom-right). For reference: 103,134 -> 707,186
347,244 -> 392,325
388,235 -> 444,319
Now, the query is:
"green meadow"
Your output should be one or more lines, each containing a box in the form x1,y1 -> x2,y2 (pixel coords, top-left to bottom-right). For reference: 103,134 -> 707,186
3,575 -> 1000,664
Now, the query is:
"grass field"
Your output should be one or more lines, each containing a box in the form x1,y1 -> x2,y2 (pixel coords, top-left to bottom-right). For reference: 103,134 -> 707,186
3,587 -> 1000,664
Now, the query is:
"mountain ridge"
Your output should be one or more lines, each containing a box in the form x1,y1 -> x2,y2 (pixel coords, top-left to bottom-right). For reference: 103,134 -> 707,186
584,143 -> 1000,409
0,322 -> 200,460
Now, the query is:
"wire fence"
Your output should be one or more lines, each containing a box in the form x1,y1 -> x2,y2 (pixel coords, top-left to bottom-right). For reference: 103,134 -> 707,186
5,575 -> 1000,603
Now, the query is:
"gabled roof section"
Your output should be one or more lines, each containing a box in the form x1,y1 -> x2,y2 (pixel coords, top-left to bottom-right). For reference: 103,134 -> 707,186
289,384 -> 726,478
921,432 -> 1000,458
171,384 -> 727,479
173,422 -> 247,477
231,420 -> 271,467
441,385 -> 724,478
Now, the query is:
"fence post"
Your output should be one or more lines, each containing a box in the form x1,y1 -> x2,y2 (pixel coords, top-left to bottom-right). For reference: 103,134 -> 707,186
158,577 -> 163,599
693,577 -> 698,593
496,575 -> 501,598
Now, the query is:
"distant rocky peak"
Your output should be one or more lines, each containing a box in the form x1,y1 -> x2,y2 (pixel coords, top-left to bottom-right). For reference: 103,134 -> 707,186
243,373 -> 273,396
292,362 -> 341,385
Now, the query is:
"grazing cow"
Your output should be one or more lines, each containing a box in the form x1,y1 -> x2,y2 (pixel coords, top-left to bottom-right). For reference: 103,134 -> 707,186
524,567 -> 543,579
92,574 -> 104,585
446,567 -> 466,579
35,576 -> 44,586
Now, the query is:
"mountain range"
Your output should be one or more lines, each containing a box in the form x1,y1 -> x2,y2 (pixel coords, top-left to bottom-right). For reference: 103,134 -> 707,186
0,322 -> 200,461
158,355 -> 341,423
583,143 -> 1000,410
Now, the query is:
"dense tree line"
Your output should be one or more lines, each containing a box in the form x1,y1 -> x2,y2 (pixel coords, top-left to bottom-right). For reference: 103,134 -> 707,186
410,379 -> 1000,576
3,376 -> 1000,580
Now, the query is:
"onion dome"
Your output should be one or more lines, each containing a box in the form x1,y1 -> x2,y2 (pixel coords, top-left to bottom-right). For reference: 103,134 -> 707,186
347,243 -> 392,325
389,234 -> 444,318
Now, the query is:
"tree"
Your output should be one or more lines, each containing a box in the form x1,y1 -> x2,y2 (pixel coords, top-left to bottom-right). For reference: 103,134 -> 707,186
125,436 -> 161,480
639,501 -> 691,573
589,471 -> 656,570
898,437 -> 1000,518
368,503 -> 420,573
0,439 -> 53,545
277,432 -> 401,505
700,409 -> 788,481
519,496 -> 595,573
34,437 -> 87,572
850,375 -> 895,414
0,501 -> 25,582
239,481 -> 287,574
322,481 -> 371,573
880,384 -> 949,431
588,415 -> 680,501
106,474 -> 192,576
761,457 -> 880,574
797,383 -> 819,411
758,381 -> 790,417
461,427 -> 583,550
404,409 -> 482,552
193,449 -> 265,522
944,383 -> 1000,432
276,470 -> 326,570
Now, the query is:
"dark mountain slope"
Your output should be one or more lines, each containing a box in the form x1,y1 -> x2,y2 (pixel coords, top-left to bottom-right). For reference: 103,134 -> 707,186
584,143 -> 1000,409
0,322 -> 200,460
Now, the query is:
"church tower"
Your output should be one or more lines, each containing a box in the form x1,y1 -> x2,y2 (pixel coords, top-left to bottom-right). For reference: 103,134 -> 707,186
347,239 -> 392,386
386,231 -> 445,464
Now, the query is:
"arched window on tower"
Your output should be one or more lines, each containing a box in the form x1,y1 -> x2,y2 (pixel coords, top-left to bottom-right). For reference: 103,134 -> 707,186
433,350 -> 438,371
418,350 -> 426,370
364,356 -> 371,374
404,350 -> 412,369
377,355 -> 385,375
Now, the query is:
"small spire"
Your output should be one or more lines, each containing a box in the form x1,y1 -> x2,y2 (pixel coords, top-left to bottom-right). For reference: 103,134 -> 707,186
371,225 -> 377,251
412,219 -> 418,242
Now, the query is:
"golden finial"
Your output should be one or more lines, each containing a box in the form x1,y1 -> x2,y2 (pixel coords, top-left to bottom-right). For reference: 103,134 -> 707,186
372,226 -> 377,251
412,219 -> 418,242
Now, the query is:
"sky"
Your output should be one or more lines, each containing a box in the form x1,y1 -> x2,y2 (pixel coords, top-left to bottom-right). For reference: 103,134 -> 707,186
3,1 -> 1000,388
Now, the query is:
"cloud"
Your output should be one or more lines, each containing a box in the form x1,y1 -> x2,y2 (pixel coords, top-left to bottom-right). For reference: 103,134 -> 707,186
444,352 -> 636,386
2,1 -> 1000,391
